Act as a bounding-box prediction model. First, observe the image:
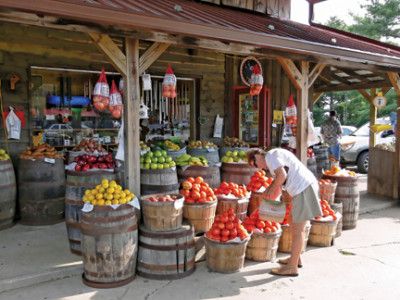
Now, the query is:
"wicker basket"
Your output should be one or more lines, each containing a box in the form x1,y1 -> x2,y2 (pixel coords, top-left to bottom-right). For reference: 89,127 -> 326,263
319,181 -> 338,204
183,201 -> 217,233
278,222 -> 311,253
246,229 -> 282,262
308,219 -> 338,247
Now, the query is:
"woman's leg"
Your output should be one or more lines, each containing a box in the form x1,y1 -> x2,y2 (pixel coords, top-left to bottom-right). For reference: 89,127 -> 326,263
287,221 -> 307,268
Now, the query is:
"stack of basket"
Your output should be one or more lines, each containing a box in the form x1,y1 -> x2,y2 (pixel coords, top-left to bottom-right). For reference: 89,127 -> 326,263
138,194 -> 196,279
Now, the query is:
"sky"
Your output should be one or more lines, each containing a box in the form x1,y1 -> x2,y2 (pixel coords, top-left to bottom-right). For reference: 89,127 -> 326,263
291,0 -> 367,25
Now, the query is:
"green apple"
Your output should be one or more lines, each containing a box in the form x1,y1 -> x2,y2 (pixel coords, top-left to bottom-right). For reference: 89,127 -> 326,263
147,152 -> 154,158
226,150 -> 232,157
140,163 -> 144,169
152,157 -> 158,163
140,157 -> 145,163
145,157 -> 152,164
163,163 -> 170,169
169,161 -> 176,168
239,150 -> 247,158
232,150 -> 238,157
227,157 -> 234,163
233,157 -> 240,162
144,163 -> 150,169
157,163 -> 164,169
151,163 -> 158,169
154,150 -> 162,157
161,150 -> 167,157
165,156 -> 172,163
158,156 -> 165,163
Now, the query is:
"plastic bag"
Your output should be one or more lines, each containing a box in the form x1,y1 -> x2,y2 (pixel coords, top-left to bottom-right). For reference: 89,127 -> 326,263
285,95 -> 297,126
6,107 -> 21,140
93,68 -> 110,111
307,109 -> 319,146
162,65 -> 177,98
249,64 -> 263,96
109,80 -> 123,119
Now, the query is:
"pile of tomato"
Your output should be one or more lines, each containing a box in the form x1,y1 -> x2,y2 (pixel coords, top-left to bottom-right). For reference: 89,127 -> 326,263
205,208 -> 249,242
315,200 -> 337,220
243,210 -> 281,233
213,182 -> 247,198
179,176 -> 217,204
246,170 -> 274,192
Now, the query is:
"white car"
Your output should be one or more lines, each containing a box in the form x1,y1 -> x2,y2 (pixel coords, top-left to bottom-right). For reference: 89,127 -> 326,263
44,123 -> 74,138
340,117 -> 394,173
314,125 -> 357,144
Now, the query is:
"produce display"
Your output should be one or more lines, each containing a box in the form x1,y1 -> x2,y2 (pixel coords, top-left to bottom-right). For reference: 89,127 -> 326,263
20,144 -> 63,159
221,150 -> 248,163
223,137 -> 249,148
323,165 -> 356,177
0,149 -> 10,161
315,200 -> 337,221
74,153 -> 115,172
214,182 -> 248,198
72,139 -> 106,153
175,154 -> 208,167
143,194 -> 181,202
205,208 -> 250,242
246,170 -> 274,192
243,210 -> 281,233
188,140 -> 217,149
82,179 -> 135,206
164,140 -> 181,151
140,150 -> 176,170
180,176 -> 217,203
140,141 -> 150,152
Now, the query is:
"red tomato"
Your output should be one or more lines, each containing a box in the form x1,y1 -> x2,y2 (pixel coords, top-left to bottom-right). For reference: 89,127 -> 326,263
256,221 -> 266,229
229,228 -> 237,237
220,235 -> 229,242
225,222 -> 234,230
214,215 -> 221,222
185,197 -> 195,203
182,181 -> 192,190
195,177 -> 203,184
217,222 -> 225,230
180,189 -> 191,198
212,228 -> 221,236
221,229 -> 230,237
227,214 -> 236,222
220,215 -> 229,223
191,191 -> 201,200
187,177 -> 195,184
200,191 -> 207,199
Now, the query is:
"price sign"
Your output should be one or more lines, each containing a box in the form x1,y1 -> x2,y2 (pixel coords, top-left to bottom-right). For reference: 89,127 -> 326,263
373,95 -> 387,109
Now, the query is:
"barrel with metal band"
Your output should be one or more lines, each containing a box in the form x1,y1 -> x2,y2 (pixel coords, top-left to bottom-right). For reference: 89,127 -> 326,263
0,159 -> 17,230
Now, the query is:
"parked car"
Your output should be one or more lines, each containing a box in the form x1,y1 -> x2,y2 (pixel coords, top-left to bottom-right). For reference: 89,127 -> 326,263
340,117 -> 394,173
314,125 -> 357,144
44,123 -> 74,138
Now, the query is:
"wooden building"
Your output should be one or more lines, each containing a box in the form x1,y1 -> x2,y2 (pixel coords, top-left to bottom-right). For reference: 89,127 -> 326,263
0,0 -> 399,198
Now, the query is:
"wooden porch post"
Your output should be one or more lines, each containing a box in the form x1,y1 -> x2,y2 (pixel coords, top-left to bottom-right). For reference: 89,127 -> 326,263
124,38 -> 141,194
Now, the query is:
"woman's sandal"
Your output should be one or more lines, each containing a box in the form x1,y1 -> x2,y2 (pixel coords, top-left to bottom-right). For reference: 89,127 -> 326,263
277,257 -> 303,268
270,266 -> 299,277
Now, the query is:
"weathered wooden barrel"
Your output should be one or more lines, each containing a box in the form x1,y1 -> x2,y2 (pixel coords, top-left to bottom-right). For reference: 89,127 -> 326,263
323,175 -> 359,230
204,237 -> 249,273
330,202 -> 343,237
81,205 -> 138,288
245,229 -> 282,262
248,192 -> 263,216
177,165 -> 221,188
308,219 -> 337,247
313,146 -> 329,178
187,148 -> 220,166
219,147 -> 249,158
0,160 -> 17,230
307,157 -> 318,178
65,170 -> 117,255
140,168 -> 179,196
167,147 -> 187,160
140,194 -> 184,232
221,163 -> 257,186
137,225 -> 196,280
18,158 -> 65,225
183,201 -> 217,233
216,195 -> 249,221
278,222 -> 311,253
319,180 -> 337,204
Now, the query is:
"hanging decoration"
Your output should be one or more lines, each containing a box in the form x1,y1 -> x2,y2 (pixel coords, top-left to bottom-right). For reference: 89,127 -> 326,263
285,95 -> 297,139
109,80 -> 123,119
92,68 -> 110,112
240,56 -> 262,87
249,64 -> 263,96
162,64 -> 177,98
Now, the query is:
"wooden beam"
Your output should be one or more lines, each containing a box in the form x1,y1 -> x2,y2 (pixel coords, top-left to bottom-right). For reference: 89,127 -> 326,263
88,32 -> 127,76
313,92 -> 324,103
358,89 -> 377,147
315,80 -> 393,92
382,87 -> 391,95
277,57 -> 302,90
139,42 -> 170,74
358,89 -> 372,103
124,38 -> 141,194
308,63 -> 325,88
297,61 -> 309,164
388,72 -> 400,95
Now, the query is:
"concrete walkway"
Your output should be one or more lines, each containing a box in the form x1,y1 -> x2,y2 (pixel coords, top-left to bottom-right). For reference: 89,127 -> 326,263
0,179 -> 399,299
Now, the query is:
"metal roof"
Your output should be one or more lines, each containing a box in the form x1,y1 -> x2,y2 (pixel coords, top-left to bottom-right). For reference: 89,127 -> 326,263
1,0 -> 400,67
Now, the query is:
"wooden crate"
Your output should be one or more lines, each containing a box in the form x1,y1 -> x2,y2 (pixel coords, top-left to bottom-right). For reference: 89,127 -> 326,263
368,148 -> 398,199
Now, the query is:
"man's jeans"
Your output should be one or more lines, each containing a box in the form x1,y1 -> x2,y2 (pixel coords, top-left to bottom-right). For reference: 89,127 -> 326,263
328,144 -> 340,161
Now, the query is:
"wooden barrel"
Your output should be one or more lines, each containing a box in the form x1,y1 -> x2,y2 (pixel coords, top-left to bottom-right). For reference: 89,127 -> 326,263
323,175 -> 359,230
187,148 -> 220,166
137,225 -> 195,280
177,165 -> 221,188
204,237 -> 249,273
183,201 -> 217,233
167,147 -> 187,160
140,168 -> 179,196
330,202 -> 343,237
219,147 -> 249,158
81,205 -> 138,288
18,158 -> 65,225
314,146 -> 329,178
140,194 -> 183,232
308,220 -> 337,247
0,160 -> 17,230
245,230 -> 282,262
278,222 -> 311,253
248,192 -> 263,216
65,170 -> 117,255
216,195 -> 249,221
221,163 -> 257,186
307,157 -> 318,178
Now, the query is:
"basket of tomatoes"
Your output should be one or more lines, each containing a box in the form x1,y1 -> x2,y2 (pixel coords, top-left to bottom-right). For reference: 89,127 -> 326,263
214,182 -> 249,221
246,170 -> 274,215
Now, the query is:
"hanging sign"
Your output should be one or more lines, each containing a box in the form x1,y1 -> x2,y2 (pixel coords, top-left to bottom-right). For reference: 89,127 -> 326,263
273,110 -> 284,125
373,93 -> 387,109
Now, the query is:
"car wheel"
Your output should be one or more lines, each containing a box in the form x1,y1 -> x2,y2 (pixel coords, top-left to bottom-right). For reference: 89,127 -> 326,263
357,151 -> 369,173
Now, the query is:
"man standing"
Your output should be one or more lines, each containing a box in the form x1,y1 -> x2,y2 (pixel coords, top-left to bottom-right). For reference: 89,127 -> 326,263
321,111 -> 343,161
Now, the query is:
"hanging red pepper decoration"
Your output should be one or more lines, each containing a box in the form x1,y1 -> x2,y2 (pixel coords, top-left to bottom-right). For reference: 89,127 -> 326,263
93,68 -> 110,112
249,64 -> 263,96
162,64 -> 177,98
109,80 -> 123,119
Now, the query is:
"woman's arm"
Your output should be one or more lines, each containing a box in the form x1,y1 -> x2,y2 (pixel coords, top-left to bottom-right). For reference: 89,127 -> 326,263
263,166 -> 287,199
